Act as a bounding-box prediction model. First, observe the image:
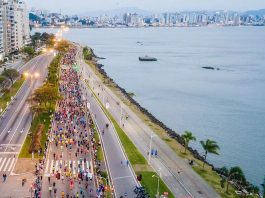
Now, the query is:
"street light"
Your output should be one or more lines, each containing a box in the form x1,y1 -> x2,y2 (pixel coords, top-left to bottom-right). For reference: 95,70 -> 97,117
24,71 -> 40,109
152,168 -> 162,198
148,134 -> 157,164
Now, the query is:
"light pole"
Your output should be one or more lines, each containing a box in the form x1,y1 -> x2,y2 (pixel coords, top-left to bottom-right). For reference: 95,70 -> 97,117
148,134 -> 157,165
152,168 -> 161,198
24,71 -> 39,109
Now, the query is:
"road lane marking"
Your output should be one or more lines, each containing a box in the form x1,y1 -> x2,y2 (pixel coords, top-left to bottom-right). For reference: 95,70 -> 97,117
86,161 -> 89,170
8,158 -> 15,172
45,159 -> 50,173
90,160 -> 93,175
3,158 -> 11,171
112,175 -> 134,181
0,152 -> 19,154
73,160 -> 76,174
0,158 -> 6,171
55,160 -> 58,171
82,160 -> 85,170
3,106 -> 29,152
50,160 -> 54,174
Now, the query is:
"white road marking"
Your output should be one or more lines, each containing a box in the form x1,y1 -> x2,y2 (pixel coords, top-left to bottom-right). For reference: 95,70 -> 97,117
0,158 -> 7,171
55,160 -> 58,171
86,161 -> 89,170
8,158 -> 16,172
73,160 -> 76,174
4,106 -> 29,152
90,160 -> 93,175
50,160 -> 54,174
82,160 -> 85,170
3,158 -> 11,171
45,159 -> 50,173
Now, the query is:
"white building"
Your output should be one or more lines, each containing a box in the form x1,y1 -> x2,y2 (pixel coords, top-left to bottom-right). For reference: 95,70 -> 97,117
0,5 -> 4,60
0,0 -> 30,60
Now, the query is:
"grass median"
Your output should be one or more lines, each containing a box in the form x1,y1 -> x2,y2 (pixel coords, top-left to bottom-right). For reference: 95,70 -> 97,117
85,80 -> 174,198
19,111 -> 52,158
0,76 -> 25,113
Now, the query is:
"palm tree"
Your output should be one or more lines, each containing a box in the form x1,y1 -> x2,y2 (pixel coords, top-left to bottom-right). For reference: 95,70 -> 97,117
221,166 -> 246,193
200,139 -> 220,168
181,131 -> 196,153
261,175 -> 265,198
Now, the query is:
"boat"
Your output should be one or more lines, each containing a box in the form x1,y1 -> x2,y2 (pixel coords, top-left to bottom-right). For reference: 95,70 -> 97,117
139,55 -> 157,61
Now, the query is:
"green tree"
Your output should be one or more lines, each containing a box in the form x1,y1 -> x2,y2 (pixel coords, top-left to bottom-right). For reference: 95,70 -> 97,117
221,166 -> 246,193
200,139 -> 220,168
55,40 -> 70,53
23,46 -> 35,57
0,75 -> 8,90
181,131 -> 196,153
32,83 -> 60,107
2,69 -> 20,85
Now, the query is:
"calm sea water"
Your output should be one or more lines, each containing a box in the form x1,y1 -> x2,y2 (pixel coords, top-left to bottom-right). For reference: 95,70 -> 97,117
34,27 -> 265,185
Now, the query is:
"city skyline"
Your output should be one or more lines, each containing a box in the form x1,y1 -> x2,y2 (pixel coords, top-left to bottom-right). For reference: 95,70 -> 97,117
25,0 -> 265,15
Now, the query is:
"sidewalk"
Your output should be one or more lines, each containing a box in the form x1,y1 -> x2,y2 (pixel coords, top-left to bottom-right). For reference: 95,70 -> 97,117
0,172 -> 36,198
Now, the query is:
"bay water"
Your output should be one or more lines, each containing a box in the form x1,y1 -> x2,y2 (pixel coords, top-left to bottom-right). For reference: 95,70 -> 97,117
34,27 -> 265,186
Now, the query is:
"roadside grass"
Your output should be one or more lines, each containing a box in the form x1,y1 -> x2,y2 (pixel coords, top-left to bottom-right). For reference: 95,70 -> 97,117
19,110 -> 52,158
0,76 -> 25,112
137,171 -> 174,198
84,60 -> 246,198
84,80 -> 174,198
93,123 -> 104,161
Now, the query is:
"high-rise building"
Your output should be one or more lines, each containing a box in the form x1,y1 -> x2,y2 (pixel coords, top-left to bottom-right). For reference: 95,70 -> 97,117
0,0 -> 30,60
0,5 -> 4,60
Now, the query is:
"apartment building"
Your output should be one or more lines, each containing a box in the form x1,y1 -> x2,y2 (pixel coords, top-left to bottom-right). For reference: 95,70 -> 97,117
0,0 -> 30,60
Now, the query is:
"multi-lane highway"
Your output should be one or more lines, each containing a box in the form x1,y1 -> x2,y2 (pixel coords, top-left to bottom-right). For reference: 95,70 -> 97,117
0,53 -> 53,175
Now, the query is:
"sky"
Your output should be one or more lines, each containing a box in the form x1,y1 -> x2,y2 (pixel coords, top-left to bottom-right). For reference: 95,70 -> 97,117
25,0 -> 265,14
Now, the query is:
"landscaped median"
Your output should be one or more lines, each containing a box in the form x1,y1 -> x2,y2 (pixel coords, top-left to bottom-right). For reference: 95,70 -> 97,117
18,54 -> 62,159
84,79 -> 174,198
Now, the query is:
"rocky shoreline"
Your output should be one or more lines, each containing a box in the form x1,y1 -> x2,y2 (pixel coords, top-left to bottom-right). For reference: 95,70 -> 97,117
89,48 -> 218,170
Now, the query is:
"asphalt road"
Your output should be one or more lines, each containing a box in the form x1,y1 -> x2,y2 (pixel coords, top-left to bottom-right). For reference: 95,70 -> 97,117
77,46 -> 220,198
80,77 -> 139,198
0,53 -> 53,175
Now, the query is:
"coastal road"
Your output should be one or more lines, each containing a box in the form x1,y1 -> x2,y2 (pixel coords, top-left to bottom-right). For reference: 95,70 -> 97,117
0,53 -> 53,176
78,46 -> 220,198
80,76 -> 139,198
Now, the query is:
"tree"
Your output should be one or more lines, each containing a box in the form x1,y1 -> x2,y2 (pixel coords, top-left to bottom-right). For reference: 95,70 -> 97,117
0,75 -> 8,90
55,40 -> 70,53
261,176 -> 265,198
23,46 -> 35,57
2,69 -> 20,85
32,83 -> 61,107
200,139 -> 220,168
181,131 -> 196,153
221,166 -> 246,193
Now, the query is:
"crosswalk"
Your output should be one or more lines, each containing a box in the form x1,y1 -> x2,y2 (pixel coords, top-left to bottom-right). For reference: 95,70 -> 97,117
0,157 -> 16,172
45,159 -> 93,176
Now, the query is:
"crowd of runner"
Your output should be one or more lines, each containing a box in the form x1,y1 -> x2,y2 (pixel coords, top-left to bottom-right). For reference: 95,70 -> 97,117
41,47 -> 101,197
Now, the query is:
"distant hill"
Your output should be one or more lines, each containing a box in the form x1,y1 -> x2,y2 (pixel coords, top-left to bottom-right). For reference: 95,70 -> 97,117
80,7 -> 155,17
243,9 -> 265,16
29,12 -> 42,22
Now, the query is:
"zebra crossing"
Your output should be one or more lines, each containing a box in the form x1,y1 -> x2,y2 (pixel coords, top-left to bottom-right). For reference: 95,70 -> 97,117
0,157 -> 16,173
44,159 -> 94,176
